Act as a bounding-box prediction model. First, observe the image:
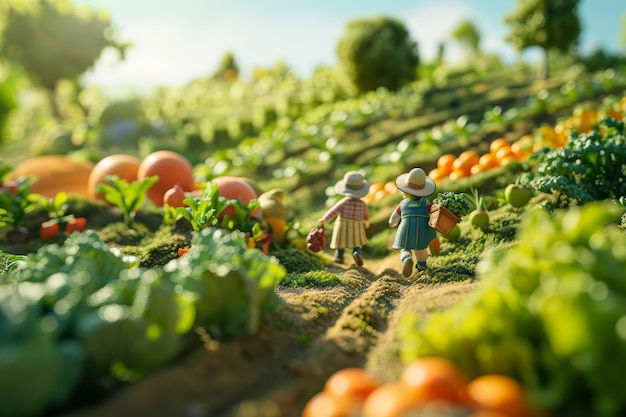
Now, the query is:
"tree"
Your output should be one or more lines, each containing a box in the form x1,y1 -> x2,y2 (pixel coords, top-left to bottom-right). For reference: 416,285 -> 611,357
0,0 -> 127,113
504,0 -> 581,79
211,52 -> 239,82
336,16 -> 419,94
452,19 -> 481,58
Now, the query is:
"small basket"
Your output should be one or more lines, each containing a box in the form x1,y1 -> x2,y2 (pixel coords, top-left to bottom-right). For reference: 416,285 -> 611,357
428,204 -> 461,235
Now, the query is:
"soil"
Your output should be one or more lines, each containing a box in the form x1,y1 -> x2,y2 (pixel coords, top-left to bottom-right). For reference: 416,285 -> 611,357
57,253 -> 477,417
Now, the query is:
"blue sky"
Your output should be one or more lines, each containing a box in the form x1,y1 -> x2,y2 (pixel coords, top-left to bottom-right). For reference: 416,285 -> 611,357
73,0 -> 624,90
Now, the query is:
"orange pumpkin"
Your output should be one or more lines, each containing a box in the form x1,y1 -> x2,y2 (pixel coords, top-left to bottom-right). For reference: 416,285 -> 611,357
137,150 -> 195,206
9,155 -> 94,198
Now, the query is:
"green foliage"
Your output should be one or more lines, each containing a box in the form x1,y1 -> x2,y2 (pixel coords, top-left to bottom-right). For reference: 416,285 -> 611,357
336,16 -> 419,93
504,0 -> 581,53
177,182 -> 233,231
0,176 -> 37,232
451,19 -> 481,54
399,201 -> 626,416
0,0 -> 126,90
165,227 -> 285,339
96,175 -> 159,227
0,64 -> 19,143
281,270 -> 343,289
521,117 -> 626,209
432,191 -> 471,217
272,248 -> 325,274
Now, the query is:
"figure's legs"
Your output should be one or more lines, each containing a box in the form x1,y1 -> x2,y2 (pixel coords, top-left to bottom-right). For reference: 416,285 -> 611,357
413,248 -> 428,271
352,246 -> 363,266
401,249 -> 413,278
333,248 -> 345,263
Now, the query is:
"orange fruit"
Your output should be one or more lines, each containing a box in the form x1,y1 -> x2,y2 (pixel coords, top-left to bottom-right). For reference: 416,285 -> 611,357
374,189 -> 388,201
494,146 -> 513,163
452,158 -> 473,177
324,368 -> 380,401
510,135 -> 533,160
428,168 -> 445,182
384,181 -> 398,194
463,374 -> 530,417
437,154 -> 456,176
400,357 -> 467,404
138,150 -> 195,205
301,390 -> 360,417
368,182 -> 385,196
88,154 -> 141,200
457,150 -> 480,167
489,138 -> 509,157
478,153 -> 498,170
361,382 -> 420,417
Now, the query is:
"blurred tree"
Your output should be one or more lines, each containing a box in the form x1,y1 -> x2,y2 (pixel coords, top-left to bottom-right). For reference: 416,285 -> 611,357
452,19 -> 481,58
621,14 -> 626,48
211,52 -> 239,82
504,0 -> 581,79
0,64 -> 19,143
0,0 -> 128,115
336,16 -> 419,94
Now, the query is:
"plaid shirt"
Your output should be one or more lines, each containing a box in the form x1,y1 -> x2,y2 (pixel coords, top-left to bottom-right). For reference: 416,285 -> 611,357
321,197 -> 370,223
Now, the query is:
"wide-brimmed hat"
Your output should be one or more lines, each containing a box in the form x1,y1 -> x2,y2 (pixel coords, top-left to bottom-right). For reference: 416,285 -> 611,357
334,171 -> 370,198
395,167 -> 436,197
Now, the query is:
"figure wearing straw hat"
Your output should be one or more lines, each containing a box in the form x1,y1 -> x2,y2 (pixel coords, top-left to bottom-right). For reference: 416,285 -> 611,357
388,167 -> 437,277
318,171 -> 371,265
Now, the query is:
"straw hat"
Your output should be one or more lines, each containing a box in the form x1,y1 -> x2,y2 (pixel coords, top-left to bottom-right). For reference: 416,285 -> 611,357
395,167 -> 436,197
334,171 -> 370,198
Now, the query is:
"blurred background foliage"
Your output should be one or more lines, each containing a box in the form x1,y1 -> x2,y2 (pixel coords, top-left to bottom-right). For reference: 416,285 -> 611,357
0,0 -> 624,181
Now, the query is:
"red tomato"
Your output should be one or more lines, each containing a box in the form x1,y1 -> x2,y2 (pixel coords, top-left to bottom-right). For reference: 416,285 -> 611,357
0,180 -> 18,196
88,154 -> 141,200
40,222 -> 60,240
66,217 -> 87,235
137,150 -> 195,206
213,176 -> 259,219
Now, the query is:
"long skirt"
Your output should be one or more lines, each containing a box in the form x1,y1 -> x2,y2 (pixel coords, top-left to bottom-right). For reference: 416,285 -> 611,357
330,218 -> 368,249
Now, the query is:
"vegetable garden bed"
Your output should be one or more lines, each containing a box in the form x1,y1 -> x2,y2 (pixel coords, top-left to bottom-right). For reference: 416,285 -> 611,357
1,65 -> 626,417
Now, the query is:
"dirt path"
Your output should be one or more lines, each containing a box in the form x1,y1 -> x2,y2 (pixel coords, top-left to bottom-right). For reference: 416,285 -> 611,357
58,253 -> 477,417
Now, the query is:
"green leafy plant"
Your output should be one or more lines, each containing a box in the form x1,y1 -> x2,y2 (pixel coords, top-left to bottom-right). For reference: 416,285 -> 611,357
432,192 -> 471,217
521,117 -> 626,210
399,201 -> 626,416
177,182 -> 233,231
465,188 -> 490,229
96,175 -> 159,226
0,176 -> 37,243
165,227 -> 285,338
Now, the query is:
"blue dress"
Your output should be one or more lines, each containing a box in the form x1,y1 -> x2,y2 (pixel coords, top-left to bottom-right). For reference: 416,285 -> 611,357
392,198 -> 436,250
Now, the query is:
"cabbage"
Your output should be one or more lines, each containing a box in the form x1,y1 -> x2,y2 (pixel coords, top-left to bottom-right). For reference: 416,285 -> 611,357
165,228 -> 285,338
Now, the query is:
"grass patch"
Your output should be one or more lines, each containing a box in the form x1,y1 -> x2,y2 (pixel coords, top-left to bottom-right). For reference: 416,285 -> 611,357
280,270 -> 344,288
272,248 -> 325,274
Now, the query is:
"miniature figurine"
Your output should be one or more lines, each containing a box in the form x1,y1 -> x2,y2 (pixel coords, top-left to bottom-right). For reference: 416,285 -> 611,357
318,171 -> 371,265
388,167 -> 437,277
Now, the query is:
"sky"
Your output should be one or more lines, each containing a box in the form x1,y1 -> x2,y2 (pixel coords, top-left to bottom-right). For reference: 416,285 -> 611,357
72,0 -> 625,92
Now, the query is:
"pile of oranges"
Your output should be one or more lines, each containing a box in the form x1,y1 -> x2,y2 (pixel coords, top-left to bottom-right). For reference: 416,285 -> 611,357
428,97 -> 626,185
302,356 -> 532,417
427,135 -> 534,184
361,180 -> 398,204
